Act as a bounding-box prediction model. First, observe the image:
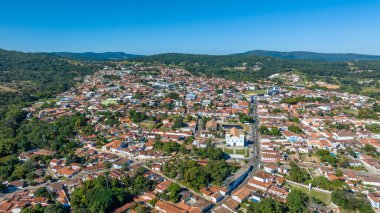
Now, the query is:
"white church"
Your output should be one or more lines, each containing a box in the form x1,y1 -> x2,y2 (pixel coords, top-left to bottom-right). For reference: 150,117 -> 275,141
226,127 -> 246,147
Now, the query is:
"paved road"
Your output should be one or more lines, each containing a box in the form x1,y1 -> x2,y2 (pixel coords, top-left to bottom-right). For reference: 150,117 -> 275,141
233,100 -> 262,187
212,99 -> 262,208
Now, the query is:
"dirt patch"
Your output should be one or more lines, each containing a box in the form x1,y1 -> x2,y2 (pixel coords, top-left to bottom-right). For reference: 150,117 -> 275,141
0,85 -> 17,92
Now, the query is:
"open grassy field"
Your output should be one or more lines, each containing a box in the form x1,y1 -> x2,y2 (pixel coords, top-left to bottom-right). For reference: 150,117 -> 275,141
0,85 -> 17,92
222,147 -> 249,158
101,98 -> 119,105
362,87 -> 380,93
245,89 -> 267,96
300,153 -> 321,163
139,120 -> 156,129
235,149 -> 247,155
223,148 -> 234,154
291,186 -> 331,205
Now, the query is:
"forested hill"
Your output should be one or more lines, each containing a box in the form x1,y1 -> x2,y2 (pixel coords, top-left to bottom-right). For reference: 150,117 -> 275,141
0,48 -> 98,106
239,50 -> 380,62
50,52 -> 143,61
131,53 -> 380,81
0,49 -> 99,167
50,50 -> 380,62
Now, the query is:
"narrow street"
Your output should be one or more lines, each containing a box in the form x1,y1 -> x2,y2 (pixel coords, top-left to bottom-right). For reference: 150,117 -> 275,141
212,98 -> 262,208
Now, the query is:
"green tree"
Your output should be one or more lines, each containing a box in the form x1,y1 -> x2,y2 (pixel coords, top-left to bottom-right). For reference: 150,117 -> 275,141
166,92 -> 180,100
287,189 -> 309,212
167,183 -> 181,203
34,187 -> 52,199
270,126 -> 281,136
246,198 -> 287,213
288,125 -> 303,134
288,162 -> 309,183
87,188 -> 115,213
43,203 -> 67,213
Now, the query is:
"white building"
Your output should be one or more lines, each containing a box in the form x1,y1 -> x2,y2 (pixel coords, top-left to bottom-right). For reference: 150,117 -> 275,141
368,193 -> 380,210
226,127 -> 245,147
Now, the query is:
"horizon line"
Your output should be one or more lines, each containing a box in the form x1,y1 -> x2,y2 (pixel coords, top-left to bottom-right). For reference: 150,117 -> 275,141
2,47 -> 380,57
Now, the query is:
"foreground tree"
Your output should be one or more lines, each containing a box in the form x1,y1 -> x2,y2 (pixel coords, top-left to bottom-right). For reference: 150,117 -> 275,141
167,183 -> 181,203
287,189 -> 309,213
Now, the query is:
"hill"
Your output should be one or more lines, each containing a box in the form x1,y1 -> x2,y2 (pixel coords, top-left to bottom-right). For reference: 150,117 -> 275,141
131,53 -> 380,98
50,52 -> 143,61
0,48 -> 97,106
239,50 -> 380,62
132,53 -> 380,80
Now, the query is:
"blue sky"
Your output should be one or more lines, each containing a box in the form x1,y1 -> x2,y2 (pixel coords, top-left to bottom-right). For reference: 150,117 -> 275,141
1,0 -> 379,55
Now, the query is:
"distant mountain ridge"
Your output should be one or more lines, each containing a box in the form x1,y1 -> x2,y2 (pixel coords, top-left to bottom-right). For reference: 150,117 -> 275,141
50,50 -> 380,62
239,50 -> 380,62
50,52 -> 144,61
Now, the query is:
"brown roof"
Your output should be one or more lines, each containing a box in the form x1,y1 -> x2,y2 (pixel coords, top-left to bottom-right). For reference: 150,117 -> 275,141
223,197 -> 240,210
230,127 -> 240,137
206,120 -> 217,129
156,180 -> 172,192
155,200 -> 187,213
33,197 -> 48,204
232,186 -> 251,200
254,171 -> 275,180
57,167 -> 76,176
114,201 -> 137,213
0,202 -> 13,212
248,179 -> 271,190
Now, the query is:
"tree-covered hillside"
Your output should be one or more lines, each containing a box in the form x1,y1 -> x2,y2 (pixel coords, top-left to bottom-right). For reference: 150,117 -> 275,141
239,50 -> 380,62
131,53 -> 380,80
50,52 -> 143,61
0,49 -> 98,106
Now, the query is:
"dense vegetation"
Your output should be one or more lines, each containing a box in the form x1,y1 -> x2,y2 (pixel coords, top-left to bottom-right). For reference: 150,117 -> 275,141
0,49 -> 97,182
50,52 -> 142,61
287,162 -> 346,191
131,53 -> 379,79
0,113 -> 93,182
21,203 -> 68,213
331,190 -> 374,213
0,49 -> 97,106
71,173 -> 155,213
245,189 -> 316,213
259,126 -> 281,136
163,157 -> 235,190
240,50 -> 380,62
0,112 -> 92,158
282,96 -> 330,105
245,197 -> 288,213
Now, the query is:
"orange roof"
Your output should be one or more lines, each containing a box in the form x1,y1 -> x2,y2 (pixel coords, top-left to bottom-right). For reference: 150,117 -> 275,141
0,202 -> 13,212
232,186 -> 251,200
57,167 -> 75,176
248,179 -> 271,189
230,127 -> 240,137
155,200 -> 187,213
156,180 -> 172,191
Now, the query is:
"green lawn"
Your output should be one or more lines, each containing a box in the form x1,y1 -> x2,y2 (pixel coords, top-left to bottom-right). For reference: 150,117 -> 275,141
236,149 -> 247,155
245,89 -> 267,96
139,120 -> 156,129
101,98 -> 118,105
291,186 -> 331,205
223,148 -> 234,154
299,153 -> 321,163
362,87 -> 380,93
